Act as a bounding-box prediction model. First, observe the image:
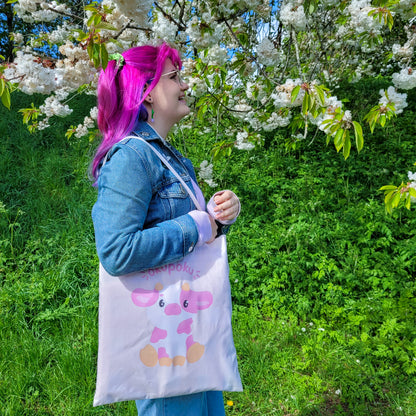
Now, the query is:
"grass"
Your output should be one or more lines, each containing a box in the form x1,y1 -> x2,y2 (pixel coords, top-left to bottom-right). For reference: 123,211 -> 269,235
1,83 -> 416,415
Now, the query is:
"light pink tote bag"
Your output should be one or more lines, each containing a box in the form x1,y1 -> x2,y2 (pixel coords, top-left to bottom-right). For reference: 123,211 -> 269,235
93,136 -> 242,406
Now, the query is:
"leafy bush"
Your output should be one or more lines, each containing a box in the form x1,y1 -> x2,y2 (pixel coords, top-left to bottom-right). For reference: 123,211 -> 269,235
1,80 -> 415,414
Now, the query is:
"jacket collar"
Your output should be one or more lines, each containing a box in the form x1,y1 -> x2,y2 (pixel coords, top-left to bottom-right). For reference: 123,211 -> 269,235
133,121 -> 166,144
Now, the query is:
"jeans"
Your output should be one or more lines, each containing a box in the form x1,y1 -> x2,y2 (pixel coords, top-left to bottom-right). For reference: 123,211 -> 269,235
135,392 -> 225,416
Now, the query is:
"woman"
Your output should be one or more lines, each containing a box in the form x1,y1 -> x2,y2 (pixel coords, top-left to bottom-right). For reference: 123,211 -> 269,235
91,43 -> 240,415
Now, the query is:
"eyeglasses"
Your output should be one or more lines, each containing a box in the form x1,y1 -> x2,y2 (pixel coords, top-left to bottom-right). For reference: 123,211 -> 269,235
159,69 -> 186,86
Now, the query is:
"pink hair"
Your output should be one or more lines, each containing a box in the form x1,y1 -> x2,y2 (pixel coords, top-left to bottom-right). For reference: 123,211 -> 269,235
91,43 -> 182,181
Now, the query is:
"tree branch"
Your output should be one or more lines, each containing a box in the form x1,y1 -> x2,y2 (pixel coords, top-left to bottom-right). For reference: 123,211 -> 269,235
292,27 -> 304,82
42,3 -> 84,22
112,21 -> 153,40
222,18 -> 271,83
154,1 -> 186,31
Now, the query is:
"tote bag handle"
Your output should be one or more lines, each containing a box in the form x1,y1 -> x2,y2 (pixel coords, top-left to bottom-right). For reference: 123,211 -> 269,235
123,135 -> 203,211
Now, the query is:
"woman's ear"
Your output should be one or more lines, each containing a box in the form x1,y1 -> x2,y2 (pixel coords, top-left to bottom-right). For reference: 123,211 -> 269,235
143,84 -> 152,103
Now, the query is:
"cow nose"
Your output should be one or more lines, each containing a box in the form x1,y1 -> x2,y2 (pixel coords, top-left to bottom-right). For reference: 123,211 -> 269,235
165,303 -> 181,316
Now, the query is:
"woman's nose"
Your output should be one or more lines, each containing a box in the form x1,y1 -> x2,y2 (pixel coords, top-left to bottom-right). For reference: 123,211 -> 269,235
180,81 -> 189,91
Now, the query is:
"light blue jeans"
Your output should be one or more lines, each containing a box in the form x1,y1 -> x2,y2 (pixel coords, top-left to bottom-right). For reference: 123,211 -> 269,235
135,391 -> 225,416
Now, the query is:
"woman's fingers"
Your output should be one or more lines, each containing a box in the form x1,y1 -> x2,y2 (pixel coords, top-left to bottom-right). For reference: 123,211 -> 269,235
213,191 -> 240,221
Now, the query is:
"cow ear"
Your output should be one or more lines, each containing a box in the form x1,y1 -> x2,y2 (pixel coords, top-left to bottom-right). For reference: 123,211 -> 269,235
182,282 -> 190,291
131,288 -> 159,307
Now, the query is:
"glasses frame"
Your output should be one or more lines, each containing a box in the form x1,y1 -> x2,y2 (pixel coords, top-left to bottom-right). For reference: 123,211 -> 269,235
158,69 -> 185,86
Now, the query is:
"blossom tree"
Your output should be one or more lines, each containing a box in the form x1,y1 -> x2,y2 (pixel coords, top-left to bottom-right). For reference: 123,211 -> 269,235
2,0 -> 416,207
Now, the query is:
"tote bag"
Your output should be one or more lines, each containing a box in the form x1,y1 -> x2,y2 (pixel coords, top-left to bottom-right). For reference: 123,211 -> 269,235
93,136 -> 242,406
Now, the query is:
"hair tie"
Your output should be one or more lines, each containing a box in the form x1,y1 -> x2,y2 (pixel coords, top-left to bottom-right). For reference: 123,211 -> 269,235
109,53 -> 125,72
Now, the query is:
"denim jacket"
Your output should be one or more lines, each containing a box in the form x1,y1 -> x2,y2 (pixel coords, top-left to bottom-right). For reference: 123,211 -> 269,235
92,121 -> 201,276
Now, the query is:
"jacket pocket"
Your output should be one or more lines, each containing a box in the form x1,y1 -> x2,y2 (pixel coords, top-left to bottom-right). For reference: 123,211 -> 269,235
158,180 -> 188,199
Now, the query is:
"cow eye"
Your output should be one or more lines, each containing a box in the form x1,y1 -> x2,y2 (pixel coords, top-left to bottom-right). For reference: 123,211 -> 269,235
159,299 -> 165,307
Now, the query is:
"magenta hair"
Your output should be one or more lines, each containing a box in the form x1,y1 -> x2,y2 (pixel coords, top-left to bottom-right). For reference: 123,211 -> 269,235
91,43 -> 182,182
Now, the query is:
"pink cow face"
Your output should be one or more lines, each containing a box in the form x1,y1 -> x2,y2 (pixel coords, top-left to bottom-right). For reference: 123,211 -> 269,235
131,282 -> 213,317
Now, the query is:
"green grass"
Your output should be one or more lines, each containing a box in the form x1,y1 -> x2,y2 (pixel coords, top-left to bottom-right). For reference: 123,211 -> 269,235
1,82 -> 416,415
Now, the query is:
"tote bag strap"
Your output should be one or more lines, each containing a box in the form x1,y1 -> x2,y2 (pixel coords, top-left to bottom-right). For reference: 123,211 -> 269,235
123,135 -> 203,212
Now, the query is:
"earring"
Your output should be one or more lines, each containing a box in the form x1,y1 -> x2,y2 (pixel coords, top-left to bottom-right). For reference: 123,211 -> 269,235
147,97 -> 155,123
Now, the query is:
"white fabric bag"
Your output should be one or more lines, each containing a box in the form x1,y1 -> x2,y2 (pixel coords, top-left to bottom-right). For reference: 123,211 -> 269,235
93,137 -> 242,406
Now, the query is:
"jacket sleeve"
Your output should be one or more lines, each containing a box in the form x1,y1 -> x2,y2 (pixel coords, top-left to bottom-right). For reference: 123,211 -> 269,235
92,144 -> 199,276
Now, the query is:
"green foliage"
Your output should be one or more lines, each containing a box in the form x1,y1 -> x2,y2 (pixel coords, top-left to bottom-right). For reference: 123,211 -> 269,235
1,82 -> 416,414
173,77 -> 416,414
380,183 -> 416,213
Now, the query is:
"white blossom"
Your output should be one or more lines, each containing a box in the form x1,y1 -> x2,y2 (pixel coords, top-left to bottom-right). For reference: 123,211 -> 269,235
200,45 -> 228,66
280,1 -> 307,31
90,106 -> 98,120
48,22 -> 77,44
408,171 -> 416,202
4,51 -> 58,95
347,0 -> 384,35
39,95 -> 72,118
11,32 -> 24,45
395,0 -> 416,19
271,79 -> 303,108
199,160 -> 218,188
235,131 -> 255,150
111,0 -> 152,27
186,16 -> 225,49
392,67 -> 416,90
379,86 -> 408,114
263,111 -> 291,131
256,37 -> 280,67
408,171 -> 416,182
153,11 -> 179,43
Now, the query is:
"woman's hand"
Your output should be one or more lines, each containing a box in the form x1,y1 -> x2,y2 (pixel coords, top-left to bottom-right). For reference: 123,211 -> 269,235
212,190 -> 240,222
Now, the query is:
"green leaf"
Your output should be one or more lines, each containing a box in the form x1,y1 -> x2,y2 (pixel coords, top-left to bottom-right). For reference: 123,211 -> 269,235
387,13 -> 394,30
320,119 -> 333,125
379,185 -> 398,191
368,117 -> 376,133
329,123 -> 340,135
87,14 -> 95,27
214,74 -> 221,89
391,191 -> 401,208
343,132 -> 351,159
308,94 -> 315,110
92,43 -> 101,68
405,194 -> 411,210
384,190 -> 396,205
0,79 -> 5,97
95,22 -> 118,31
100,43 -> 108,70
353,121 -> 363,152
87,41 -> 94,60
1,86 -> 11,110
334,128 -> 344,151
315,85 -> 325,106
291,85 -> 301,103
302,93 -> 309,114
93,14 -> 102,27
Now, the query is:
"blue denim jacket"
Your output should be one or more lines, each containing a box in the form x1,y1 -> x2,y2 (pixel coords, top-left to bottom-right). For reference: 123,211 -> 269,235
92,121 -> 200,276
